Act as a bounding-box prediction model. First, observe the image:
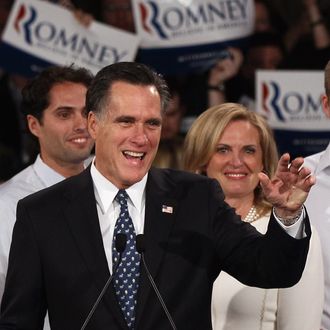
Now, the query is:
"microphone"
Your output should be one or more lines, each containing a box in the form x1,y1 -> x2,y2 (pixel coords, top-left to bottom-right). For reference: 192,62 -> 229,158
80,233 -> 127,330
136,234 -> 177,330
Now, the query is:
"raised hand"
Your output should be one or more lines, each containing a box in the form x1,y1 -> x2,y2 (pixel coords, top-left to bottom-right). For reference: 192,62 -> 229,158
208,47 -> 243,86
258,153 -> 315,219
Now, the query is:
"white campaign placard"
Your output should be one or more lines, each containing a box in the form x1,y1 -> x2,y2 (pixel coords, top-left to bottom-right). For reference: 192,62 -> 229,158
256,70 -> 330,131
2,0 -> 140,74
133,0 -> 254,48
132,0 -> 254,74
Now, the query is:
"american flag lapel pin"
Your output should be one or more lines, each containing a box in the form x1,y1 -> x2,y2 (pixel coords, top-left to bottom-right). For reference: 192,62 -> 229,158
162,205 -> 173,214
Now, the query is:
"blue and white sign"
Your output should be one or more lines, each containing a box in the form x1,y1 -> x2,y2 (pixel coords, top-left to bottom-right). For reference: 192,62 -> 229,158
1,0 -> 140,77
133,0 -> 254,74
256,70 -> 330,157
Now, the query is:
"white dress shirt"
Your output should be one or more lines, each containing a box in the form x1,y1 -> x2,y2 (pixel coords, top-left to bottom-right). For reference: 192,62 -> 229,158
305,142 -> 330,330
0,155 -> 64,330
90,161 -> 147,273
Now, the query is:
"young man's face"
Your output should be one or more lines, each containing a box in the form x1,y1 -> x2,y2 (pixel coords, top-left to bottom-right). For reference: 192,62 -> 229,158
88,81 -> 162,189
28,82 -> 94,175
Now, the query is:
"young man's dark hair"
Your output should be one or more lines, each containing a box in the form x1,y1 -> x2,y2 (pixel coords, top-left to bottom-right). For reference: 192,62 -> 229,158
22,65 -> 93,121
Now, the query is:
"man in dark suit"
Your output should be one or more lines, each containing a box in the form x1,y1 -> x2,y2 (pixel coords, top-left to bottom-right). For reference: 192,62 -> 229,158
0,62 -> 315,329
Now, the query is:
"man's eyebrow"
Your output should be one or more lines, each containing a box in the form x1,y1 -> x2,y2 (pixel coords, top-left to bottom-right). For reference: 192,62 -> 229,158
146,118 -> 162,125
55,106 -> 74,111
114,115 -> 135,122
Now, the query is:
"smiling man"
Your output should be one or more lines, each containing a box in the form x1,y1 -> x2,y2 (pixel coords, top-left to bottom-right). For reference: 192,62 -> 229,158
0,62 -> 316,330
0,65 -> 94,329
88,81 -> 162,189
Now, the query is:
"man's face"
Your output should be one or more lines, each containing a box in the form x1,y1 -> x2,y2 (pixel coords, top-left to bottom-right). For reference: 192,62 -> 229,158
161,94 -> 183,140
88,81 -> 162,189
243,45 -> 283,81
254,2 -> 271,33
28,82 -> 94,174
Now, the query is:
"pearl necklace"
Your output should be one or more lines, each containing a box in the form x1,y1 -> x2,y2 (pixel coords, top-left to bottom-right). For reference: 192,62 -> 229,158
244,205 -> 259,223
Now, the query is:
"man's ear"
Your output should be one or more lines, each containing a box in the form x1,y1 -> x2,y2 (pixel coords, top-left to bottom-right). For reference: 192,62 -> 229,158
88,112 -> 99,139
322,94 -> 330,119
27,115 -> 41,138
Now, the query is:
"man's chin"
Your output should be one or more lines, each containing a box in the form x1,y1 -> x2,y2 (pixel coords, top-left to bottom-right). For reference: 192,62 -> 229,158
121,170 -> 148,187
62,152 -> 92,166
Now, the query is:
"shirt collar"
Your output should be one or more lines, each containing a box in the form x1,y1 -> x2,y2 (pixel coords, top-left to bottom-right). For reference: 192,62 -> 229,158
32,154 -> 65,187
90,157 -> 148,214
315,142 -> 330,174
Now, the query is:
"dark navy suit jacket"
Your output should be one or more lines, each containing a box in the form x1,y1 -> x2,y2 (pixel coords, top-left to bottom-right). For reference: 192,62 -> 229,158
0,167 -> 311,329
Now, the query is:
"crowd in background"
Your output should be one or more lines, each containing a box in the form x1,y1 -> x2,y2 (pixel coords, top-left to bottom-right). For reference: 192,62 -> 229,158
1,0 -> 330,179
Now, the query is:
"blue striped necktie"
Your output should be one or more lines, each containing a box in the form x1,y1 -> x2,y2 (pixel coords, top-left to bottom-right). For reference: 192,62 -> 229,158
112,189 -> 140,329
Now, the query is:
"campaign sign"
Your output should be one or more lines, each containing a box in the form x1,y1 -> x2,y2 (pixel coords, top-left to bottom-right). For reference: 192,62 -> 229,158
132,0 -> 254,75
256,70 -> 330,157
0,42 -> 51,78
1,0 -> 140,77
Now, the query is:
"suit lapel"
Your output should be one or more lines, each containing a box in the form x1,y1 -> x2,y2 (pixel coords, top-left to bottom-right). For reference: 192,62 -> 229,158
135,168 -> 178,326
62,169 -> 128,329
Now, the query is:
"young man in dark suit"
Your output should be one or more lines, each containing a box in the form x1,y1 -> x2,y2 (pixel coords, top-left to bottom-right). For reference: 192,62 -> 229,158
0,62 -> 315,330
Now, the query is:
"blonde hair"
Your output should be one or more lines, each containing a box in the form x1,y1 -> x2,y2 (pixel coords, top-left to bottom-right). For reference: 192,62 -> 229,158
183,103 -> 279,214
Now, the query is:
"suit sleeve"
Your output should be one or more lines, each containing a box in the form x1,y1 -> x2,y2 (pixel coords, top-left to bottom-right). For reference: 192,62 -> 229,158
209,179 -> 312,289
0,201 -> 46,329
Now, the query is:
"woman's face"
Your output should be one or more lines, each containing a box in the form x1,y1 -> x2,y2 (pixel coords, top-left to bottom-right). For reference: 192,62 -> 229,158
205,120 -> 264,200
